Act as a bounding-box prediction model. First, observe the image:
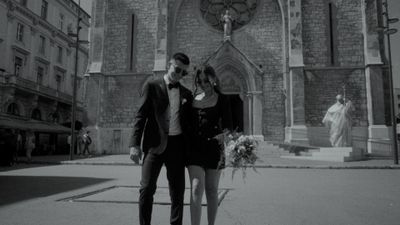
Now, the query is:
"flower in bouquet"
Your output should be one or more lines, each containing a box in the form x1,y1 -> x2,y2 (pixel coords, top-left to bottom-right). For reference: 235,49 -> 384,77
224,131 -> 259,180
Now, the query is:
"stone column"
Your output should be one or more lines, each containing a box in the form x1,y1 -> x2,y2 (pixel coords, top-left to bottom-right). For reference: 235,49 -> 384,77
153,0 -> 168,76
285,0 -> 309,145
362,0 -> 390,155
83,73 -> 104,154
250,91 -> 264,140
85,0 -> 107,154
88,0 -> 106,74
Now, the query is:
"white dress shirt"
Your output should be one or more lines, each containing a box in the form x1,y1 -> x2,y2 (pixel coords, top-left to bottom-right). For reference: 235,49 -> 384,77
164,75 -> 182,135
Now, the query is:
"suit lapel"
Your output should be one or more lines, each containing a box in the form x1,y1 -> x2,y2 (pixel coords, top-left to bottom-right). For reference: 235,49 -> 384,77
159,77 -> 168,100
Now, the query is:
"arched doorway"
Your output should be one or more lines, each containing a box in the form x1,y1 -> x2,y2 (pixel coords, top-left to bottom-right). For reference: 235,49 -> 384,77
205,41 -> 264,139
219,71 -> 244,132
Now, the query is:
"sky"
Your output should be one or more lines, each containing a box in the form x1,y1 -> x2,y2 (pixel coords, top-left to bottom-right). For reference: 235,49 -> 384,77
74,0 -> 400,87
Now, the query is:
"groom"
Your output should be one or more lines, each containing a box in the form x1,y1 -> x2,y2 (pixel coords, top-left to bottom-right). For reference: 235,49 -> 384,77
129,52 -> 193,225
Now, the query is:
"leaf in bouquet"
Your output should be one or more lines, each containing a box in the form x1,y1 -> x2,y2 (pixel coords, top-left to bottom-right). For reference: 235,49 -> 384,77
241,167 -> 247,183
231,168 -> 238,180
252,165 -> 259,174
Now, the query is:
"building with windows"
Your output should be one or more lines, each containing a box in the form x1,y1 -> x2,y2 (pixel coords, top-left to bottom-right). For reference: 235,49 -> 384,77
0,0 -> 90,154
86,0 -> 393,157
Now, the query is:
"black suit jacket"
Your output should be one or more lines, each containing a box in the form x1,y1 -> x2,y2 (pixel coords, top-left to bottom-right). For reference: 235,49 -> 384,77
129,76 -> 193,155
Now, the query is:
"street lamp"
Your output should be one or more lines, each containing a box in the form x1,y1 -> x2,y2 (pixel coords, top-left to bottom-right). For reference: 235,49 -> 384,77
68,0 -> 88,160
380,0 -> 399,164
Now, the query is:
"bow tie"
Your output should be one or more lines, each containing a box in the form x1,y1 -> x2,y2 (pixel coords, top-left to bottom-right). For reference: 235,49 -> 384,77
168,83 -> 179,89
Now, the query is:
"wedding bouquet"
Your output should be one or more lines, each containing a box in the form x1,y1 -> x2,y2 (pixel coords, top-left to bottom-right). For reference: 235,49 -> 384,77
224,131 -> 259,180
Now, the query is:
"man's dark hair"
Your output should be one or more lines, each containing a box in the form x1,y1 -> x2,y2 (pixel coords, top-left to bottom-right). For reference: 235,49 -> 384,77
172,52 -> 190,65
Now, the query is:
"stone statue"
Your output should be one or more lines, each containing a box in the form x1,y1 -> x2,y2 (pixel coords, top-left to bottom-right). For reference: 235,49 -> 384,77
221,9 -> 233,40
322,94 -> 354,147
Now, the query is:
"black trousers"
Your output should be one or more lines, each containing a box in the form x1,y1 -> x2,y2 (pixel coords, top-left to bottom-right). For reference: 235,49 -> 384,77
139,135 -> 186,225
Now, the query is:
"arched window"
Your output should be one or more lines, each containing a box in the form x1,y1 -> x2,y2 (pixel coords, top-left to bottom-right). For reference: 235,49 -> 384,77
31,108 -> 42,120
7,103 -> 20,116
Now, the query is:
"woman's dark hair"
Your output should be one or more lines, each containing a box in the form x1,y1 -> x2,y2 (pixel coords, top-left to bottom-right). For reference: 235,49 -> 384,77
194,64 -> 221,94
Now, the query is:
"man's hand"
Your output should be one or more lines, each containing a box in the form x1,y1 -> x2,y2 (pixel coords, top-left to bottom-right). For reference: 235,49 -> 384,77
129,146 -> 142,164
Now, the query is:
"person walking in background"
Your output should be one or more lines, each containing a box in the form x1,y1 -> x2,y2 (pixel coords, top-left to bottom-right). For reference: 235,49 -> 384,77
77,131 -> 83,155
67,134 -> 72,153
25,130 -> 35,162
186,65 -> 233,225
82,131 -> 92,156
15,130 -> 22,164
129,52 -> 192,225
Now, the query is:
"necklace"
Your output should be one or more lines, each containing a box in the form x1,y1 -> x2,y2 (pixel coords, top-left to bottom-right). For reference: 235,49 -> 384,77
193,92 -> 218,108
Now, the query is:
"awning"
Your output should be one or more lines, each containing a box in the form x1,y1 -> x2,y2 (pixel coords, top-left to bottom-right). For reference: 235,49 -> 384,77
0,116 -> 71,134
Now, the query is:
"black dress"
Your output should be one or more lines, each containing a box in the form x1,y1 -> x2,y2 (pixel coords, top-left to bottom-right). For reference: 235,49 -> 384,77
187,94 -> 233,169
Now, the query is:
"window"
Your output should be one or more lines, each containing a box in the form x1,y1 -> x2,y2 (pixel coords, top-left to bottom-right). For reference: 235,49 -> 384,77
20,0 -> 27,6
56,74 -> 62,91
37,66 -> 44,84
57,46 -> 63,63
7,103 -> 20,116
39,35 -> 46,54
14,56 -> 23,76
41,0 -> 48,20
51,112 -> 60,123
31,108 -> 42,120
16,23 -> 24,42
59,14 -> 65,31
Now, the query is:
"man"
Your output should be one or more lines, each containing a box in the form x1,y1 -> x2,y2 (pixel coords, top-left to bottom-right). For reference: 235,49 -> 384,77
82,131 -> 92,156
322,94 -> 354,147
129,52 -> 193,225
15,130 -> 22,164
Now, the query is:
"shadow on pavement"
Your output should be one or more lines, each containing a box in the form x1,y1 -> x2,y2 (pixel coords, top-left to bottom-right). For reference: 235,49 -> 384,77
0,175 -> 112,207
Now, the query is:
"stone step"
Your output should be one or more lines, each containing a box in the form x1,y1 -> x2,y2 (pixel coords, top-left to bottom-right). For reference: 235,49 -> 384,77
256,141 -> 292,157
281,155 -> 352,162
281,147 -> 366,162
319,147 -> 353,153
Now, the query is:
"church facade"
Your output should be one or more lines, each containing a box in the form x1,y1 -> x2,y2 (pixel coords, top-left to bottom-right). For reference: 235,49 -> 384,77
85,0 -> 392,156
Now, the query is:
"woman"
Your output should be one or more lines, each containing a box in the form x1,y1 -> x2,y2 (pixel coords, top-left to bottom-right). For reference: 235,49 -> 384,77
25,130 -> 35,162
187,65 -> 232,225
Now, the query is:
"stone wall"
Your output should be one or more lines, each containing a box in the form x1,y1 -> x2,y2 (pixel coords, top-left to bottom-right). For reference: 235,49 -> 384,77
302,0 -> 364,67
302,0 -> 330,66
100,74 -> 151,127
304,69 -> 368,127
103,0 -> 157,73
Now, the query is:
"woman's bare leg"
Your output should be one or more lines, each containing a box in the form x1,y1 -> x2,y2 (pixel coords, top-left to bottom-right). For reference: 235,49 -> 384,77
205,169 -> 221,225
188,165 -> 205,225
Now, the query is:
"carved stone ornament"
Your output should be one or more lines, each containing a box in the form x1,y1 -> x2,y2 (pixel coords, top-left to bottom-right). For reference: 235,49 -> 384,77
32,17 -> 38,26
200,0 -> 258,32
7,0 -> 15,11
30,26 -> 37,35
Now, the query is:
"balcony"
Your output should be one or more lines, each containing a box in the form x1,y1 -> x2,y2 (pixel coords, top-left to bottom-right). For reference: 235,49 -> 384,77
0,74 -> 80,105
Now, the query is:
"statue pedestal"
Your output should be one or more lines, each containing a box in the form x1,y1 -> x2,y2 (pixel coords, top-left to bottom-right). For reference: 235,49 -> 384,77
285,125 -> 309,145
367,125 -> 392,156
281,147 -> 366,162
